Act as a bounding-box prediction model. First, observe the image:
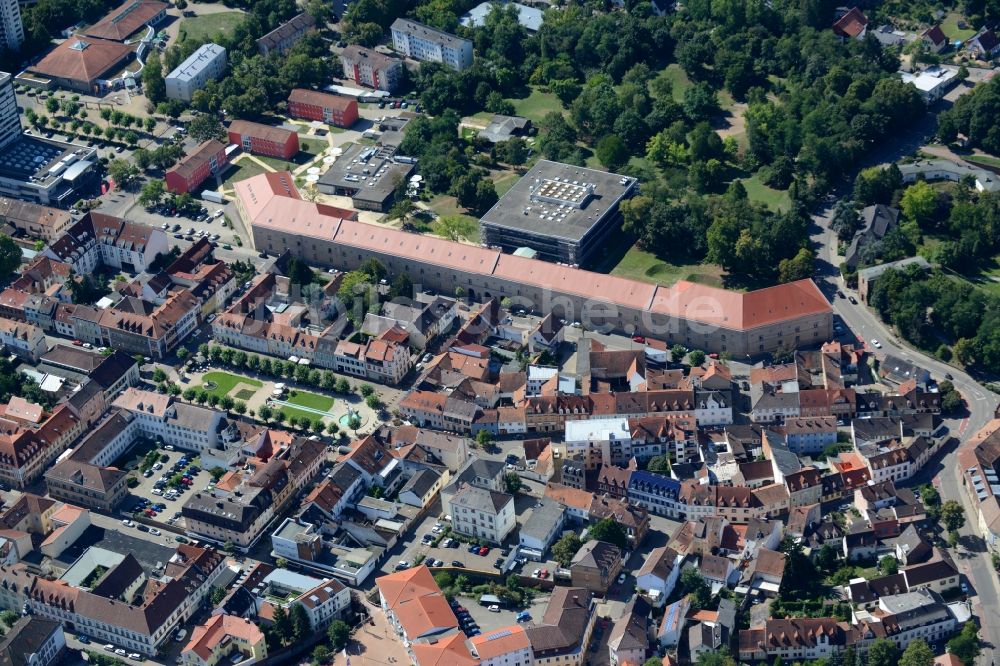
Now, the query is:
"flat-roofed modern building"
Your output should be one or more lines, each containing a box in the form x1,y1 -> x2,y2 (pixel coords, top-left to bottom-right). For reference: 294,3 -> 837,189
236,173 -> 833,355
165,43 -> 227,102
390,18 -> 472,71
316,143 -> 414,211
479,160 -> 637,265
0,72 -> 98,206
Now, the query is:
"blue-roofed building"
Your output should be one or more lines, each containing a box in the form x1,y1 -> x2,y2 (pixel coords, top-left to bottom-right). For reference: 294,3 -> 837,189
628,470 -> 681,517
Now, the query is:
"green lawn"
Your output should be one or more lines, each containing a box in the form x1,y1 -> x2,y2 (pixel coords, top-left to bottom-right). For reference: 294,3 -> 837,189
606,243 -> 725,288
941,12 -> 976,41
652,64 -> 694,103
178,11 -> 245,44
966,154 -> 1000,168
277,390 -> 335,422
741,174 -> 792,212
255,137 -> 328,172
223,159 -> 268,188
492,171 -> 520,196
286,390 -> 335,412
200,371 -> 262,399
505,87 -> 564,124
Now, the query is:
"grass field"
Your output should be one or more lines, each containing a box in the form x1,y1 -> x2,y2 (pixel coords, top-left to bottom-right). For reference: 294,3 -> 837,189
653,64 -> 694,103
425,196 -> 480,239
277,390 -> 335,422
605,243 -> 725,288
178,11 -> 245,44
966,154 -> 1000,168
255,137 -> 328,171
492,171 -> 520,196
505,87 -> 564,124
741,174 -> 792,212
223,159 -> 268,188
941,12 -> 976,41
200,372 -> 262,399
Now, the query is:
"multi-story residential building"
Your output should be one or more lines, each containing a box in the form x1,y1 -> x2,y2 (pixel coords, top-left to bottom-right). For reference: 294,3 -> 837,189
471,624 -> 532,666
165,43 -> 227,102
44,212 -> 168,274
376,565 -> 472,665
739,618 -> 846,662
570,540 -> 623,593
390,18 -> 473,70
227,120 -> 299,159
525,587 -> 596,666
519,498 -> 566,559
386,425 -> 470,471
0,545 -> 225,656
0,198 -> 72,240
181,614 -> 267,666
0,617 -> 65,666
256,12 -> 315,55
287,89 -> 359,127
45,457 -> 129,511
627,470 -> 681,518
341,45 -> 404,91
782,416 -> 838,454
165,140 -> 229,194
0,0 -> 22,51
333,336 -> 411,384
0,316 -> 46,360
450,484 -> 515,544
181,437 -> 324,549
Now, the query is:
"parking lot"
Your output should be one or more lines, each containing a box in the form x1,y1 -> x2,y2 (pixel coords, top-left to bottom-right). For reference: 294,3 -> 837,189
448,594 -> 548,638
121,448 -> 211,535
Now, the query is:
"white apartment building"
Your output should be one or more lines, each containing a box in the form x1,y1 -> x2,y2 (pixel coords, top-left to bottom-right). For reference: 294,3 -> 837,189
694,391 -> 732,427
450,484 -> 515,544
0,1 -> 23,52
0,316 -> 47,361
112,389 -> 239,457
0,72 -> 20,150
165,43 -> 227,102
390,18 -> 473,71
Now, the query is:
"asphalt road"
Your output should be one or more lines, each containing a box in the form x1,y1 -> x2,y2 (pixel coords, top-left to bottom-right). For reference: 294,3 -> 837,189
809,107 -> 1000,664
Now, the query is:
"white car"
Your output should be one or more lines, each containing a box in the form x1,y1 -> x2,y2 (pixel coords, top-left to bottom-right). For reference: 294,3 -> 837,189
104,644 -> 115,652
488,604 -> 500,612
128,653 -> 142,661
151,488 -> 163,496
115,649 -> 127,656
870,339 -> 882,349
618,573 -> 627,584
149,528 -> 162,536
121,519 -> 135,528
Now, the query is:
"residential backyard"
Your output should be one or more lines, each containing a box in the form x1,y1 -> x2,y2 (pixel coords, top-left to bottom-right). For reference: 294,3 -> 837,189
504,87 -> 566,124
940,12 -> 976,41
256,137 -> 329,172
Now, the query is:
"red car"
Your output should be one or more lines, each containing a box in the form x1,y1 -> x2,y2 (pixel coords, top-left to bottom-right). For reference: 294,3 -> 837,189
71,340 -> 83,346
181,478 -> 192,485
478,546 -> 489,556
144,509 -> 156,517
539,568 -> 549,579
708,352 -> 719,359
632,335 -> 645,343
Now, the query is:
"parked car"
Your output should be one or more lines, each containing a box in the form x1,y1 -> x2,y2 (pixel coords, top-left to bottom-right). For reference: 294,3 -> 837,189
488,604 -> 500,612
77,635 -> 91,644
478,546 -> 490,556
395,560 -> 409,570
121,519 -> 135,528
468,544 -> 480,554
617,573 -> 627,584
149,528 -> 162,536
104,644 -> 115,652
451,561 -> 464,568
